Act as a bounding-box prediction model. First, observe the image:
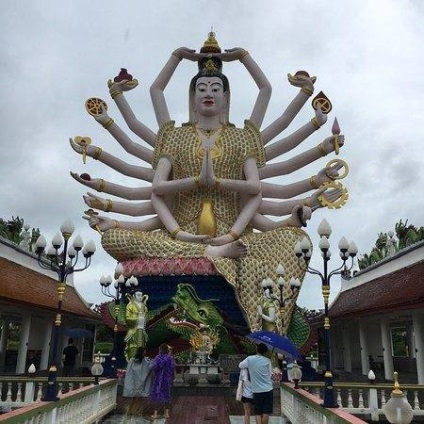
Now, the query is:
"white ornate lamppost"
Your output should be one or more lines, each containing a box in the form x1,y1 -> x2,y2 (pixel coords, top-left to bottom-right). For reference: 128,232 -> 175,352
91,352 -> 104,385
294,218 -> 357,408
383,372 -> 413,424
35,220 -> 95,401
100,264 -> 138,377
368,370 -> 379,422
261,264 -> 301,332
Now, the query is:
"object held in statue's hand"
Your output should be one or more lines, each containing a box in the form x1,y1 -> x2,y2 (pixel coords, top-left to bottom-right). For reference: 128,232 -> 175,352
312,91 -> 332,114
74,136 -> 92,164
114,68 -> 133,82
85,98 -> 108,117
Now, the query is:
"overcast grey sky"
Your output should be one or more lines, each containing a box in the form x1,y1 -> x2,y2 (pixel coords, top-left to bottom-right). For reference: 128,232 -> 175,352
1,0 -> 424,311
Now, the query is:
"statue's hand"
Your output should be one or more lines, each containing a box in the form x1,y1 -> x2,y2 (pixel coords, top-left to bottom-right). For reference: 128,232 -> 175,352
208,234 -> 234,246
291,205 -> 312,228
309,187 -> 343,211
199,148 -> 215,186
176,231 -> 211,244
69,137 -> 83,154
173,47 -> 202,61
83,192 -> 107,210
257,305 -> 263,315
93,103 -> 110,126
321,134 -> 345,155
108,79 -> 139,94
316,160 -> 344,184
70,172 -> 104,191
205,148 -> 216,186
220,48 -> 248,62
287,72 -> 317,89
199,149 -> 208,187
314,107 -> 327,127
69,138 -> 98,157
82,214 -> 113,232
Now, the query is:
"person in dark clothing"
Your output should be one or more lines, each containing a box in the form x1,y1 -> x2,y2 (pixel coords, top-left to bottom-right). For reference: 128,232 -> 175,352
62,338 -> 79,377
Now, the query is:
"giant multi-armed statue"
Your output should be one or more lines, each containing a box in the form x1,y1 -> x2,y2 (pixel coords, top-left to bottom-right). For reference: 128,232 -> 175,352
70,33 -> 348,356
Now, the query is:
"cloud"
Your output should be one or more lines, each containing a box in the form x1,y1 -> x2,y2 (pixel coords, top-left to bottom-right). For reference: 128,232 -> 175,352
1,0 -> 424,311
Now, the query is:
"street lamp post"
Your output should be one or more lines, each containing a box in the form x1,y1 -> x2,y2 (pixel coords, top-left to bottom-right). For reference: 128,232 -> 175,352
294,218 -> 357,408
99,264 -> 138,377
261,264 -> 301,332
34,219 -> 96,401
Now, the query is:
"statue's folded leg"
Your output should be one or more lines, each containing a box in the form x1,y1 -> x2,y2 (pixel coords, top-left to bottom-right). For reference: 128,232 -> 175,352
213,227 -> 310,334
101,228 -> 207,262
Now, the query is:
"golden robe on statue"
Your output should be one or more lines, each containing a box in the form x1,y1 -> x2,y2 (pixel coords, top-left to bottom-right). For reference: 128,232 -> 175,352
101,121 -> 308,333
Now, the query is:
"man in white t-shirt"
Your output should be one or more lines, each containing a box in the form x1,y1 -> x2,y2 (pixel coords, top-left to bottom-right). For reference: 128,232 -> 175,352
239,343 -> 273,424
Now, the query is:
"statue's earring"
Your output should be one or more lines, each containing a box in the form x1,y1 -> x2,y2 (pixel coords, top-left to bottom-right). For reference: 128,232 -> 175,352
219,95 -> 229,124
219,107 -> 228,125
192,104 -> 198,123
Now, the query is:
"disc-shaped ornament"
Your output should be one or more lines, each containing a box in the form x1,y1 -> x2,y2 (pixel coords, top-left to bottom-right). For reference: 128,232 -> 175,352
317,181 -> 349,209
312,91 -> 332,114
325,159 -> 349,180
85,98 -> 108,117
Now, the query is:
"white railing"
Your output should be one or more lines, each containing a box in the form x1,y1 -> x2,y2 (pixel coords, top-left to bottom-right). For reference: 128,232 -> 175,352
281,383 -> 367,424
0,376 -> 97,410
0,379 -> 117,423
281,381 -> 424,423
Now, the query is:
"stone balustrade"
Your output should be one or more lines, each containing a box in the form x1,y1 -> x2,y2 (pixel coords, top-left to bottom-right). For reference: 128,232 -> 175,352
281,381 -> 424,423
0,378 -> 117,423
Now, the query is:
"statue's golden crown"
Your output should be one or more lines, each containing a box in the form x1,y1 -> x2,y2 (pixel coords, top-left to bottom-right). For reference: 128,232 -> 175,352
198,31 -> 222,73
200,31 -> 221,54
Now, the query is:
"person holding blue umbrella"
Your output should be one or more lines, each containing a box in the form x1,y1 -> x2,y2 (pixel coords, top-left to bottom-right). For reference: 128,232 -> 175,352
239,342 -> 273,424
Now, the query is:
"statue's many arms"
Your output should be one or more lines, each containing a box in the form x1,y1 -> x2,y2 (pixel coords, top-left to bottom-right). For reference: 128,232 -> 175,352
70,32 -> 349,334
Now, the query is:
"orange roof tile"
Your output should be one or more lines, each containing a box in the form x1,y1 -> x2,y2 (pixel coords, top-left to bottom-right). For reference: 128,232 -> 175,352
329,260 -> 424,320
0,258 -> 100,320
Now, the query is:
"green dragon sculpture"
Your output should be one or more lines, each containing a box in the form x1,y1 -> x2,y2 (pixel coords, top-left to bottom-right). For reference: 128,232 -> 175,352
103,282 -> 314,361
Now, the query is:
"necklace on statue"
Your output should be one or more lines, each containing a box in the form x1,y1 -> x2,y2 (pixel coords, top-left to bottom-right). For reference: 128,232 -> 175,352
197,127 -> 221,137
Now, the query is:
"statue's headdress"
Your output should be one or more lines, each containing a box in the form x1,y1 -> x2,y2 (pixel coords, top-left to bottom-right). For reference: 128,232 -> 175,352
198,31 -> 222,73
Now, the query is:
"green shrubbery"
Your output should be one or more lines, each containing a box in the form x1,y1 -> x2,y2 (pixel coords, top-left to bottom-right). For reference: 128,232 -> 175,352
94,342 -> 113,353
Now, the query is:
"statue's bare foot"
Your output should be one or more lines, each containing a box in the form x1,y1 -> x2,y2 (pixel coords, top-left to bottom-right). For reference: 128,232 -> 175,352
205,240 -> 247,258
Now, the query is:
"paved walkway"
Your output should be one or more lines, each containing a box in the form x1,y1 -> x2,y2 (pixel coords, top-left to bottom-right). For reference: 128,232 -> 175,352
102,415 -> 283,423
101,387 -> 282,423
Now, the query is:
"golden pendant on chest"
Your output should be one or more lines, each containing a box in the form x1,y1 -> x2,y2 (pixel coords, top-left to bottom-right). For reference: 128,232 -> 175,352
194,126 -> 223,160
198,198 -> 216,237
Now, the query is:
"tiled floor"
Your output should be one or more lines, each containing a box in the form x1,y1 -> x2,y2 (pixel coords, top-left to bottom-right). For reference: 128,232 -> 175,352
101,417 -> 165,423
229,417 -> 283,423
102,415 -> 284,423
100,384 -> 282,423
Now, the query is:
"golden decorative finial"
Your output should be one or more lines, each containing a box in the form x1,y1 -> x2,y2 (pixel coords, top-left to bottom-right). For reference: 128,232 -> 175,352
201,31 -> 221,54
198,31 -> 223,72
205,59 -> 217,72
392,371 -> 403,395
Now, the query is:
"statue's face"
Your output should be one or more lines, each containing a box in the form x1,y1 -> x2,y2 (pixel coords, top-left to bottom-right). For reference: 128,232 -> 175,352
194,76 -> 226,117
135,291 -> 143,300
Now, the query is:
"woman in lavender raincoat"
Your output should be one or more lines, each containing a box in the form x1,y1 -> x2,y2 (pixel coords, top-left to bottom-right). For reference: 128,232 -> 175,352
150,343 -> 175,420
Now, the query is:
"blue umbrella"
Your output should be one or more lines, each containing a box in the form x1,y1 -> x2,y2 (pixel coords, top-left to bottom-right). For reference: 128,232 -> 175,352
247,330 -> 299,359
